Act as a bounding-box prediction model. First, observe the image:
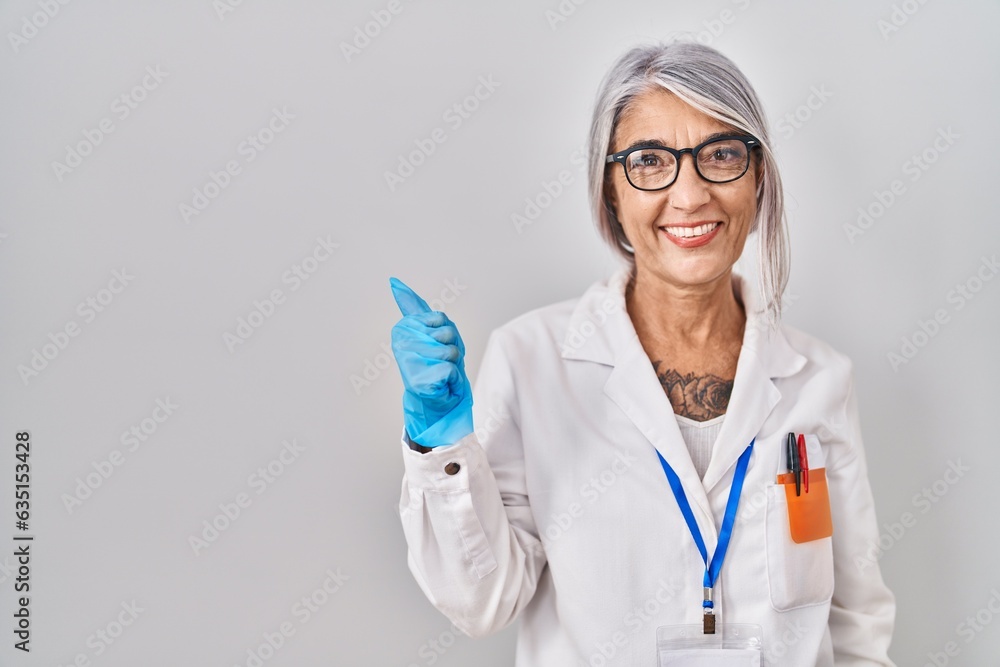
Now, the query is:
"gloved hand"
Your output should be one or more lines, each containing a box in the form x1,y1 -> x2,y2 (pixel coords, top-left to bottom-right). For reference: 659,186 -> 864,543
389,276 -> 474,448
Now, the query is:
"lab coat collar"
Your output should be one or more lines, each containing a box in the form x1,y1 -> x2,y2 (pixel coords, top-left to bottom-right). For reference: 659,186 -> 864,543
561,264 -> 807,519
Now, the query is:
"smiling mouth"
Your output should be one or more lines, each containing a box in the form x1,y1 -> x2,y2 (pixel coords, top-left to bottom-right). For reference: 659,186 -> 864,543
659,221 -> 722,238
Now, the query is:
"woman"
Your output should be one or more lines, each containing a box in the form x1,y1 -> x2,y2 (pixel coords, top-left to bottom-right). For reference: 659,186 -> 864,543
389,40 -> 895,665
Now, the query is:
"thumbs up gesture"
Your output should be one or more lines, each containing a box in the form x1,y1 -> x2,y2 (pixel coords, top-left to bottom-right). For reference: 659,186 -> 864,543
389,277 -> 474,448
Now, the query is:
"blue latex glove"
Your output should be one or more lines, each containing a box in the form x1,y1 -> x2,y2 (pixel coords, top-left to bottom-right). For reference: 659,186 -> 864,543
389,276 -> 474,448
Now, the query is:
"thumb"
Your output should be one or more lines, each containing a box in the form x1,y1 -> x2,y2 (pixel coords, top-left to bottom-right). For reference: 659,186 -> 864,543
389,276 -> 433,317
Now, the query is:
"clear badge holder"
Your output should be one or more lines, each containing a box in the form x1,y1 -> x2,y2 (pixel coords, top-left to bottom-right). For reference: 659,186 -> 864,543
656,623 -> 763,666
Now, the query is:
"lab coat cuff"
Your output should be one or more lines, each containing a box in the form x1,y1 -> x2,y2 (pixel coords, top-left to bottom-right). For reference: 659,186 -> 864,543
399,426 -> 482,492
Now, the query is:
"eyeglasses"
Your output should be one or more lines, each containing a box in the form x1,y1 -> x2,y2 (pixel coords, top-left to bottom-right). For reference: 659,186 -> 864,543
605,134 -> 760,191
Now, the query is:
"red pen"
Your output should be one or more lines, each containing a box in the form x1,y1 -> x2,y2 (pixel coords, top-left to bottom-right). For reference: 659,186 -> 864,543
797,433 -> 809,493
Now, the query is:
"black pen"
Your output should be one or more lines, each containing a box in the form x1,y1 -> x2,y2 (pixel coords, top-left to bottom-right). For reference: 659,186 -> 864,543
786,432 -> 801,496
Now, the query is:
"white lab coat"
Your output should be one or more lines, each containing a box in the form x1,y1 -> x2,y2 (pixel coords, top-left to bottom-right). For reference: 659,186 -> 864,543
397,265 -> 896,666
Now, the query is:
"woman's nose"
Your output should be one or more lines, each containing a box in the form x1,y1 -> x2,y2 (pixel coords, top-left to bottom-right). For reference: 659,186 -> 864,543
667,154 -> 712,210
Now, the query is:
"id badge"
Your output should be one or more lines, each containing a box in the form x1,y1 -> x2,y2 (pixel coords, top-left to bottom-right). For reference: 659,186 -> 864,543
656,623 -> 762,666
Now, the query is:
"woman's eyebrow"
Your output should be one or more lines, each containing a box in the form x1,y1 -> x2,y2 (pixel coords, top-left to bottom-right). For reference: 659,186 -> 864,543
618,131 -> 737,152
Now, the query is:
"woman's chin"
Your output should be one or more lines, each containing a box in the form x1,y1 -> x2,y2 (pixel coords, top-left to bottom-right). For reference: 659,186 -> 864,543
644,254 -> 730,287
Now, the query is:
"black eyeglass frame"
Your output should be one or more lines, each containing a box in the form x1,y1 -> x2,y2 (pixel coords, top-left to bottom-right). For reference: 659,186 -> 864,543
605,134 -> 761,191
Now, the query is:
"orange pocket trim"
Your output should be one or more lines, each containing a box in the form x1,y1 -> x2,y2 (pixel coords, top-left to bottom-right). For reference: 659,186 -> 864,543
775,467 -> 834,543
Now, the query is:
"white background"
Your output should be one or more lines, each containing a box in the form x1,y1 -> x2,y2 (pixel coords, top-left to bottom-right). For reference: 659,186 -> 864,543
1,0 -> 998,665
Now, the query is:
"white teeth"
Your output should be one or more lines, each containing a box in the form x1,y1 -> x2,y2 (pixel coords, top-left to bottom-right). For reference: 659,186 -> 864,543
661,222 -> 721,238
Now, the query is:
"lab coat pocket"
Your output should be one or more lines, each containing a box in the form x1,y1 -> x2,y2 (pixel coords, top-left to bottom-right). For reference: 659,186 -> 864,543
764,482 -> 834,612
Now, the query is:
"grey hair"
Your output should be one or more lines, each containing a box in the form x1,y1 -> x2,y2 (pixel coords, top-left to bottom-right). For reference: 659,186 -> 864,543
586,39 -> 789,331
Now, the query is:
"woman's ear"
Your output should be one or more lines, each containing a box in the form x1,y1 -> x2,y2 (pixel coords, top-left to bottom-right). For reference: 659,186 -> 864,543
604,178 -> 618,216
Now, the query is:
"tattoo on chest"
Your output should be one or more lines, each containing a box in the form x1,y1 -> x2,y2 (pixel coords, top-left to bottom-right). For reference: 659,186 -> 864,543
651,360 -> 733,421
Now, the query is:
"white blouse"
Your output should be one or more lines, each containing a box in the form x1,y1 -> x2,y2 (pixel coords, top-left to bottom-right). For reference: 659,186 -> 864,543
674,413 -> 725,482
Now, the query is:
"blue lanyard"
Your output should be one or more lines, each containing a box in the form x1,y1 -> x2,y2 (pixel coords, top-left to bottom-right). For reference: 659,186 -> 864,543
655,438 -> 755,619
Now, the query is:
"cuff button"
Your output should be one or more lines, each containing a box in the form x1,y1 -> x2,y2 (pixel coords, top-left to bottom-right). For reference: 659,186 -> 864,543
444,462 -> 461,475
